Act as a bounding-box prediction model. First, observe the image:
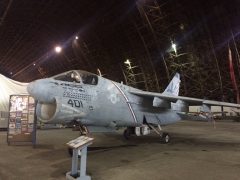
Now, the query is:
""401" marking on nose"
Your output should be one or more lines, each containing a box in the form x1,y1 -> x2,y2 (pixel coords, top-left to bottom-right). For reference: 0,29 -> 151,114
68,99 -> 83,108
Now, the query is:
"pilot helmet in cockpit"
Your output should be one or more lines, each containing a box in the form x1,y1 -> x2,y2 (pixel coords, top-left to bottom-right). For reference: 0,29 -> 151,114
70,72 -> 81,83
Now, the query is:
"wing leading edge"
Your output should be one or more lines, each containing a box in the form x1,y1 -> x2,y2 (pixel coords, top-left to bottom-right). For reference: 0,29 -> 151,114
129,90 -> 240,108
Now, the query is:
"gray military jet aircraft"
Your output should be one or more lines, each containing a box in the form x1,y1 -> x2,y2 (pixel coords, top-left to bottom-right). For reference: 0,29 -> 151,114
27,70 -> 240,143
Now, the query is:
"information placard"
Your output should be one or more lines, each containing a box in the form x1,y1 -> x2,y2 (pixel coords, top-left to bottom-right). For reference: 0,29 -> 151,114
7,95 -> 36,145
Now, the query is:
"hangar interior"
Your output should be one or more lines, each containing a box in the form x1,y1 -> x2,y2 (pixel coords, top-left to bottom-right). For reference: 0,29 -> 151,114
0,0 -> 240,180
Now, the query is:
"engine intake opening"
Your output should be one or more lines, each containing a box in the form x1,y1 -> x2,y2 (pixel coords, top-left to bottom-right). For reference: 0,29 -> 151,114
36,100 -> 57,122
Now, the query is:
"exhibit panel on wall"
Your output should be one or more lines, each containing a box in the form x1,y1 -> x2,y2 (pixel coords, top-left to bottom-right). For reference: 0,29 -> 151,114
7,95 -> 36,146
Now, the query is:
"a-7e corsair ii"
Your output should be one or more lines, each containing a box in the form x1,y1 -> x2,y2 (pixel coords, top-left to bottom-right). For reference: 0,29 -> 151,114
27,70 -> 240,143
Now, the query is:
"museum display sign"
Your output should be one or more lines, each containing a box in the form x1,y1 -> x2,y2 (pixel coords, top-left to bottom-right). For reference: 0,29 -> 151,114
7,95 -> 36,145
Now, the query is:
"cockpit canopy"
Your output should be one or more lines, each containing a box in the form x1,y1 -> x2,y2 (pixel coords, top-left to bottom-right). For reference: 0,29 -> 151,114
53,70 -> 98,85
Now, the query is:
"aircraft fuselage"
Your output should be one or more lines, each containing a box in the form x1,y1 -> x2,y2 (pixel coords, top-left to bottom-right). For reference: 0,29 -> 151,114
27,70 -> 181,129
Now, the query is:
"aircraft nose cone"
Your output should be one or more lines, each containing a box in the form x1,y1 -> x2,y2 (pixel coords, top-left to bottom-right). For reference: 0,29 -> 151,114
27,79 -> 55,103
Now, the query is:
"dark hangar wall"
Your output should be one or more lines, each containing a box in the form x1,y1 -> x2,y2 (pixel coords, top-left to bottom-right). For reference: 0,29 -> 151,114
0,0 -> 240,102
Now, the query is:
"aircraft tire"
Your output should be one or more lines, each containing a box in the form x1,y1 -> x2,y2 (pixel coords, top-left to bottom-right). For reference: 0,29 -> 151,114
161,133 -> 170,143
123,129 -> 131,140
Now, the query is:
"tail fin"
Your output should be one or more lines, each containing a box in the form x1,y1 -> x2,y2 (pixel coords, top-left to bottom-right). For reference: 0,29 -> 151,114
163,73 -> 181,96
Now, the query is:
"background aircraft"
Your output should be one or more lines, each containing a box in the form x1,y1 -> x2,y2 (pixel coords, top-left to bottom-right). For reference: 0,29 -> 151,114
27,70 -> 240,143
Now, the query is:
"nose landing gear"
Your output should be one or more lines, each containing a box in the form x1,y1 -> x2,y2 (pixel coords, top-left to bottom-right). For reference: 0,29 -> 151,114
71,120 -> 89,135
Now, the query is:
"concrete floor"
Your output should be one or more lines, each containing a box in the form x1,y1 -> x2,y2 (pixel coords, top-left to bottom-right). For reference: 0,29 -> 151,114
0,120 -> 240,180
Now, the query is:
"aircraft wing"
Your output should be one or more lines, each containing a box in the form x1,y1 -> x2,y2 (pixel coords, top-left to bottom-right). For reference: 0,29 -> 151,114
129,90 -> 240,108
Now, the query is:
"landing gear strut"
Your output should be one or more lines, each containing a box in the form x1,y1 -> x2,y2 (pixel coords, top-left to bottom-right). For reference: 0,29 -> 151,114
148,124 -> 171,143
71,120 -> 88,135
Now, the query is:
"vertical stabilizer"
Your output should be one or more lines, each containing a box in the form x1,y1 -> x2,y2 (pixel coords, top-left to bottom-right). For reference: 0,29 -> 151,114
163,73 -> 181,96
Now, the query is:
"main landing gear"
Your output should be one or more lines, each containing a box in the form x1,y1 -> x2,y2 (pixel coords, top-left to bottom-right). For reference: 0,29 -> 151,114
148,124 -> 171,143
161,132 -> 170,144
123,127 -> 134,140
123,125 -> 171,143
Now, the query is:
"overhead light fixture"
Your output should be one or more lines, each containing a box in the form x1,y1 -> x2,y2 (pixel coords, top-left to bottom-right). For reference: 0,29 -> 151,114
55,46 -> 62,53
171,42 -> 177,55
124,59 -> 131,65
75,36 -> 79,40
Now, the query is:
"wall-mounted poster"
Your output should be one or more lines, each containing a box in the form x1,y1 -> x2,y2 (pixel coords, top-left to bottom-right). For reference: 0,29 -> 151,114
7,95 -> 36,146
